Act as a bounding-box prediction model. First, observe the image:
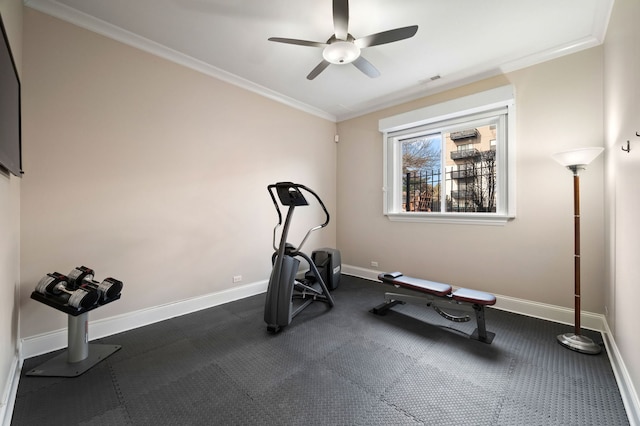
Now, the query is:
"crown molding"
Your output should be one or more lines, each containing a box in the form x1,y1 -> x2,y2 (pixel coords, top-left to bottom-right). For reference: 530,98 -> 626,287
336,33 -> 604,122
24,0 -> 337,122
25,0 -> 612,124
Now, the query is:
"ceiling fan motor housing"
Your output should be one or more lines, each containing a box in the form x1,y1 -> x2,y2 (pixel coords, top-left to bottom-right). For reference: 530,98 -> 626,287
323,41 -> 361,64
268,0 -> 418,79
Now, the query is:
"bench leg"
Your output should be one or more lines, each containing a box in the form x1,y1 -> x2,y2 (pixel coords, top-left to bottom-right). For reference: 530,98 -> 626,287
370,300 -> 403,316
470,304 -> 495,344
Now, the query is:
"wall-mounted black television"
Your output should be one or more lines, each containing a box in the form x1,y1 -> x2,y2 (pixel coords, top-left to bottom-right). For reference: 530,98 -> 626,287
0,12 -> 22,177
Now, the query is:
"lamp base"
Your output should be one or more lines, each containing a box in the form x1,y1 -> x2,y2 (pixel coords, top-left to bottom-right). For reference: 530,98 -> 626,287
557,333 -> 601,355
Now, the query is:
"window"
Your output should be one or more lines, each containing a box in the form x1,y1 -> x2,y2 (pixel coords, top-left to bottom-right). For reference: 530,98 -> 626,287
380,86 -> 515,225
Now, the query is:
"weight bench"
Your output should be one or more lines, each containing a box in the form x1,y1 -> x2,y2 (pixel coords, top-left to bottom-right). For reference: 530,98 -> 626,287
372,272 -> 497,344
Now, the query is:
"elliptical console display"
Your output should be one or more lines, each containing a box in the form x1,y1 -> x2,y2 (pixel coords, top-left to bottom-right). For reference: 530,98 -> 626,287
264,182 -> 340,333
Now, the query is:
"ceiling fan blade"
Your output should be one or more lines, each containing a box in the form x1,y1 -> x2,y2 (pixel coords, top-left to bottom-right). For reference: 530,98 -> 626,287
333,0 -> 349,40
307,60 -> 331,80
355,25 -> 419,48
352,56 -> 380,78
268,37 -> 327,48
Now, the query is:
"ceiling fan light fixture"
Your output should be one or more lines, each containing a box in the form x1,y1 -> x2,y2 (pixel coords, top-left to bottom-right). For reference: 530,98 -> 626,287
322,41 -> 360,64
269,0 -> 418,79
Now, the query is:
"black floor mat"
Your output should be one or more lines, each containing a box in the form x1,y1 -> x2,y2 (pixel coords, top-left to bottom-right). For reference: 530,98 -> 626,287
12,275 -> 630,425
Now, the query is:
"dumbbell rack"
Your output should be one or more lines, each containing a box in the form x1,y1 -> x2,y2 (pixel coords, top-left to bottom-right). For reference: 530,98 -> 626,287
27,292 -> 121,377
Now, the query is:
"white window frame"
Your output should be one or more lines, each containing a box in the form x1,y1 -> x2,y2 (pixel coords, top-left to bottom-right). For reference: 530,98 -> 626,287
380,86 -> 516,225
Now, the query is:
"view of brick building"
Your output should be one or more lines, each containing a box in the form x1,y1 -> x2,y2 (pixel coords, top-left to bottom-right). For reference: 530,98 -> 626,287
402,124 -> 498,213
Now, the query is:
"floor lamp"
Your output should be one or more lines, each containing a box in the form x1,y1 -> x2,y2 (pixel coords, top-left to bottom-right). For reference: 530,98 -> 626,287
551,147 -> 604,355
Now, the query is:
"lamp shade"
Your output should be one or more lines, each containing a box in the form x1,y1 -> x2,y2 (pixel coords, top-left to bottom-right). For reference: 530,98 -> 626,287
552,147 -> 604,168
323,41 -> 360,64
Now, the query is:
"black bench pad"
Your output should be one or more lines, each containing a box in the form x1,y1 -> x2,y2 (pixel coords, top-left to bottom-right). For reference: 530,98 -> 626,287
378,272 -> 451,297
452,288 -> 496,306
378,272 -> 496,306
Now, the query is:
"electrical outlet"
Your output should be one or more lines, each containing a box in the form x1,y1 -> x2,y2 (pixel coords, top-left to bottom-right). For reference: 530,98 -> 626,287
233,275 -> 242,283
371,261 -> 379,268
604,305 -> 608,316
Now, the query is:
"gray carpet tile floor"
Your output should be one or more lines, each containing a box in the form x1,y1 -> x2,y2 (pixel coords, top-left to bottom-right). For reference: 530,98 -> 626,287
12,275 -> 630,425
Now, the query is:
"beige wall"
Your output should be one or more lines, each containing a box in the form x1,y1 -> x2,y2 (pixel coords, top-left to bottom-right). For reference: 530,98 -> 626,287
604,0 -> 640,405
0,0 -> 21,418
7,0 -> 640,419
337,47 -> 605,312
20,9 -> 337,338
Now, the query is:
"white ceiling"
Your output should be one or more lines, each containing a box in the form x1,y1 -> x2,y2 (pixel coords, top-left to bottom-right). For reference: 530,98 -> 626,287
25,0 -> 614,121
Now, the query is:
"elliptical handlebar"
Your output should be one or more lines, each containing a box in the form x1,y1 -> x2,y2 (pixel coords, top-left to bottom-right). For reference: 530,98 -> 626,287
267,182 -> 330,253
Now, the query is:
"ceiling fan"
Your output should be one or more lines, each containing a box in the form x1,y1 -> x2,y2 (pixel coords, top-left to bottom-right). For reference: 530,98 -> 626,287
268,0 -> 418,80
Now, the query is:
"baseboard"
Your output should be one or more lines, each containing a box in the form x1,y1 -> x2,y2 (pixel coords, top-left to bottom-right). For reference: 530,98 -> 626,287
341,264 -> 606,332
343,264 -> 638,425
24,265 -> 605,358
602,321 -> 640,426
20,279 -> 269,360
1,354 -> 20,426
13,267 -> 640,425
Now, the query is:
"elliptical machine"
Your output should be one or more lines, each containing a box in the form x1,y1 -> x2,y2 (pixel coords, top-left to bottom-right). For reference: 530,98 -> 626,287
264,182 -> 340,333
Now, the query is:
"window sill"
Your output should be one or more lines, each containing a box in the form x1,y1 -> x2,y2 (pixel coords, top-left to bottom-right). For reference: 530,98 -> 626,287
385,212 -> 515,226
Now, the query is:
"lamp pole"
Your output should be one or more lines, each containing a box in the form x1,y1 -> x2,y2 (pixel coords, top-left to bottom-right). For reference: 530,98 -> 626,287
572,167 -> 582,336
552,147 -> 604,355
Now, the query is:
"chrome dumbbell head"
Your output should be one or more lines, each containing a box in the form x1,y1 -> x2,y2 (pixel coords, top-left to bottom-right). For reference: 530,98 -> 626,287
66,287 -> 99,309
35,272 -> 68,295
96,277 -> 123,300
67,266 -> 95,290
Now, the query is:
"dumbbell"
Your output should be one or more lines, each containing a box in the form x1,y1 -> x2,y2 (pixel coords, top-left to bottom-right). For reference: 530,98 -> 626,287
68,266 -> 123,302
66,265 -> 95,290
35,272 -> 99,310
